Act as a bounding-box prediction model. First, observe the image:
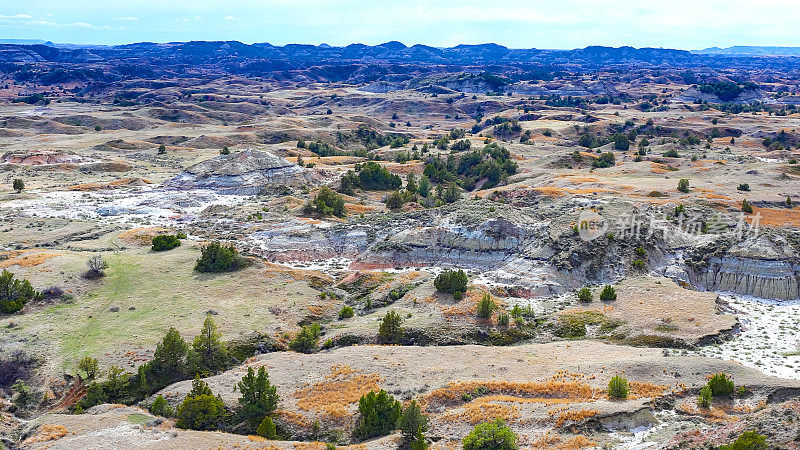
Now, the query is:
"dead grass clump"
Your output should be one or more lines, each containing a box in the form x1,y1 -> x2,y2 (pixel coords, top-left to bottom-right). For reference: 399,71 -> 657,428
532,186 -> 566,197
117,227 -> 173,246
548,408 -> 599,427
422,379 -> 599,407
294,365 -> 380,419
628,380 -> 667,399
21,424 -> 68,444
530,432 -> 597,449
445,397 -> 520,424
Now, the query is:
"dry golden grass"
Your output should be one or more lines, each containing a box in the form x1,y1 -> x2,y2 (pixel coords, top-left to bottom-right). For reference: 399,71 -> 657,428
0,250 -> 60,268
748,206 -> 800,227
277,409 -> 312,428
21,424 -> 68,444
530,433 -> 597,449
294,365 -> 381,419
422,379 -> 599,407
628,380 -> 668,399
445,397 -> 520,424
531,186 -> 566,197
117,227 -> 173,246
548,408 -> 598,427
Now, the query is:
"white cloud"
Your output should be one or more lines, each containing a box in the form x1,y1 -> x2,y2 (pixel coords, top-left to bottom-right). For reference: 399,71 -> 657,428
113,16 -> 139,21
224,16 -> 241,21
0,14 -> 32,20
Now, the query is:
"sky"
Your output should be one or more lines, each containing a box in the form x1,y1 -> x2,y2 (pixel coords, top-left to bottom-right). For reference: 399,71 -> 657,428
1,0 -> 799,50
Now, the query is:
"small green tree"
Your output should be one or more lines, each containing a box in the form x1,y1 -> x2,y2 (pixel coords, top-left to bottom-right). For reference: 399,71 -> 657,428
105,366 -> 130,401
677,178 -> 690,193
399,400 -> 429,444
697,385 -> 712,408
599,285 -> 617,301
417,175 -> 431,198
476,294 -> 495,319
149,395 -> 174,417
288,323 -> 321,353
158,144 -> 166,154
576,287 -> 592,303
741,199 -> 753,214
406,173 -> 418,193
220,146 -> 230,155
12,179 -> 24,193
237,366 -> 279,432
0,269 -> 36,314
462,419 -> 518,450
256,415 -> 277,438
192,314 -> 229,373
354,390 -> 402,440
150,327 -> 189,387
378,311 -> 403,344
77,356 -> 99,380
608,374 -> 629,399
175,386 -> 227,431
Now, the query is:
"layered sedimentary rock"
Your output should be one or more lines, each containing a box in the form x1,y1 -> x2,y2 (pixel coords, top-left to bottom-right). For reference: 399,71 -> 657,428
692,235 -> 800,300
166,149 -> 311,195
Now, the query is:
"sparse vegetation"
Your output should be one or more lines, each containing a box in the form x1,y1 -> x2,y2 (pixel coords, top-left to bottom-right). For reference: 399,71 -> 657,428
434,269 -> 468,299
599,285 -> 617,301
576,287 -> 592,303
708,372 -> 734,396
194,242 -> 247,273
462,419 -> 518,450
608,375 -> 629,399
354,389 -> 402,440
0,269 -> 38,314
305,186 -> 347,218
151,234 -> 181,252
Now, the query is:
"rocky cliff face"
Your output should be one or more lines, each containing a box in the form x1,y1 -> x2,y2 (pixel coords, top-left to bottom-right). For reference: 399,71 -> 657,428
689,235 -> 800,300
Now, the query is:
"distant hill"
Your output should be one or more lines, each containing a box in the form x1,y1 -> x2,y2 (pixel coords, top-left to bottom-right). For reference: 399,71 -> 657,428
694,46 -> 800,56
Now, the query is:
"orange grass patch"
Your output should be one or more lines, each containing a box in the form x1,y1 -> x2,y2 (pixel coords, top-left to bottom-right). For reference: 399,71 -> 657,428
21,424 -> 68,445
0,250 -> 60,269
530,433 -> 597,449
422,379 -> 599,407
748,206 -> 800,227
548,408 -> 599,427
294,365 -> 381,419
444,398 -> 520,424
532,186 -> 566,197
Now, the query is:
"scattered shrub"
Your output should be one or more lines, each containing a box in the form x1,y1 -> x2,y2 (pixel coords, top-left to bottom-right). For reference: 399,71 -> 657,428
194,242 -> 246,273
697,385 -> 712,408
305,186 -> 347,218
576,287 -> 592,303
708,373 -> 734,396
77,356 -> 99,380
737,183 -> 750,192
462,418 -> 518,450
592,152 -> 616,168
256,416 -> 277,438
677,178 -> 690,193
497,312 -> 510,326
83,255 -> 108,279
289,323 -> 321,353
741,199 -> 753,214
338,306 -> 354,319
434,269 -> 468,299
476,294 -> 496,319
608,374 -> 629,399
719,431 -> 767,450
0,269 -> 37,314
175,377 -> 228,431
599,285 -> 617,301
149,395 -> 174,417
11,379 -> 39,410
12,179 -> 24,193
354,390 -> 402,440
664,148 -> 680,158
152,235 -> 181,252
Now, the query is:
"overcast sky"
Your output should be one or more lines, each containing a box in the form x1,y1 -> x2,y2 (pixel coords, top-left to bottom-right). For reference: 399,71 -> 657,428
1,0 -> 798,49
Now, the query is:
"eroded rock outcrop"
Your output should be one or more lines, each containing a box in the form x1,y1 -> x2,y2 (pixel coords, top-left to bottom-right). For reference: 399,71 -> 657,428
166,149 -> 313,194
